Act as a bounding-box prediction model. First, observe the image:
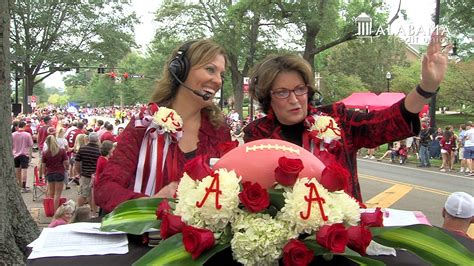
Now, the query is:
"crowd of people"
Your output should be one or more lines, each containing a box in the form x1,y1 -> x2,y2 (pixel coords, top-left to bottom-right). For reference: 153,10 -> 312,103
362,118 -> 474,176
11,34 -> 473,238
11,106 -> 132,217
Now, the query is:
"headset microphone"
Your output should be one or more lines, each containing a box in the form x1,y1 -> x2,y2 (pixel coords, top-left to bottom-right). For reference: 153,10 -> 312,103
170,70 -> 213,101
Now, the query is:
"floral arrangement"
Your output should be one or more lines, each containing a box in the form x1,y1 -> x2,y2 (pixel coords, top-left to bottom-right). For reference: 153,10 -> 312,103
101,152 -> 473,265
151,106 -> 183,134
304,113 -> 341,143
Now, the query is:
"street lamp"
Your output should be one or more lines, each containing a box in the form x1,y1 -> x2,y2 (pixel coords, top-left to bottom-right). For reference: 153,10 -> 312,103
386,71 -> 392,92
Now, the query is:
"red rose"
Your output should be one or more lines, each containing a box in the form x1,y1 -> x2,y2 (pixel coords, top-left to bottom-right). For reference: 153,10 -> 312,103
283,239 -> 314,266
319,162 -> 349,192
239,181 -> 270,213
156,199 -> 171,220
182,225 -> 215,259
360,208 -> 384,227
316,223 -> 348,253
184,155 -> 212,181
347,225 -> 372,256
217,140 -> 239,157
160,213 -> 185,240
274,157 -> 304,186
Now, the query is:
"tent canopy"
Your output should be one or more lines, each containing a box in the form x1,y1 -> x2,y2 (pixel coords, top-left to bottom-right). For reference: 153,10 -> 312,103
339,92 -> 405,111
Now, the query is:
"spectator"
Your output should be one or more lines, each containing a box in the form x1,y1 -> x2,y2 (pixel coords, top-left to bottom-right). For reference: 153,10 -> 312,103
418,122 -> 432,167
48,200 -> 76,228
100,123 -> 116,143
71,205 -> 92,223
464,121 -> 474,176
363,148 -> 376,160
442,192 -> 474,238
458,124 -> 467,173
74,132 -> 100,214
12,121 -> 34,192
440,128 -> 456,172
40,135 -> 69,211
37,116 -> 52,152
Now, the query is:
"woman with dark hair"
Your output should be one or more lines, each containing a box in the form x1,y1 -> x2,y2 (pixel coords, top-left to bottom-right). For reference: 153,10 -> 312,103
96,39 -> 232,212
244,32 -> 451,201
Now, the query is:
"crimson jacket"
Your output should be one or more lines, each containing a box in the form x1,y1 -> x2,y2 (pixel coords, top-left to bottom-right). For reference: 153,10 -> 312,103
95,111 -> 231,212
243,99 -> 420,201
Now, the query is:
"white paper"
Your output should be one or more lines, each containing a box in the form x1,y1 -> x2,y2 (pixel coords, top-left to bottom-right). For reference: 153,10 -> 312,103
27,227 -> 129,260
383,208 -> 423,227
58,222 -> 127,235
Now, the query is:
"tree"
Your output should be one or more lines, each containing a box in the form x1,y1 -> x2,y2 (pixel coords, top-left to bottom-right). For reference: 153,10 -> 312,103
324,36 -> 408,93
440,0 -> 473,59
0,0 -> 40,263
152,1 -> 391,117
10,0 -> 138,113
441,60 -> 474,114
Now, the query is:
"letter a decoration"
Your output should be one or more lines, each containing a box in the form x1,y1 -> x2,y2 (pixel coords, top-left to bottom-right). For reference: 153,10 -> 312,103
196,173 -> 223,209
299,182 -> 328,221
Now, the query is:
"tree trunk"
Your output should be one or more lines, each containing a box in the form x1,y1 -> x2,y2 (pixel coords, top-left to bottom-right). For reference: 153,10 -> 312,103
0,0 -> 40,263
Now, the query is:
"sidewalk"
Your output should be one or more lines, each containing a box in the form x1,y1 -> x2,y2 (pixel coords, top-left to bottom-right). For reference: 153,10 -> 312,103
21,150 -> 78,229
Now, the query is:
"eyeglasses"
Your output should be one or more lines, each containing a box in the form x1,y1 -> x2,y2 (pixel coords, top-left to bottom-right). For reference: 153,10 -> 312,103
271,85 -> 310,99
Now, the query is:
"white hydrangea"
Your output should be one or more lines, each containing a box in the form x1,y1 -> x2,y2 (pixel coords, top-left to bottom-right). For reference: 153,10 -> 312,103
279,177 -> 333,234
230,212 -> 297,266
152,107 -> 183,133
174,169 -> 241,232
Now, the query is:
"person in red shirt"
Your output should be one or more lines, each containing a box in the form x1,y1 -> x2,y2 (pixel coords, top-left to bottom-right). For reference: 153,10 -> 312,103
244,30 -> 450,201
37,116 -> 52,152
93,140 -> 115,216
40,135 -> 69,211
99,123 -> 116,143
95,39 -> 231,213
66,121 -> 86,149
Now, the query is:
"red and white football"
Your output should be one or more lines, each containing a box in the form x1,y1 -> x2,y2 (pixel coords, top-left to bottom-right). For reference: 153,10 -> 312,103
213,139 -> 325,188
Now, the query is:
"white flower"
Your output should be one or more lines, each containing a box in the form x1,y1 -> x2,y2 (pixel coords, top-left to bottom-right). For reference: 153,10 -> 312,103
230,212 -> 297,266
307,114 -> 341,142
326,191 -> 361,226
279,177 -> 333,234
174,169 -> 241,232
152,107 -> 183,133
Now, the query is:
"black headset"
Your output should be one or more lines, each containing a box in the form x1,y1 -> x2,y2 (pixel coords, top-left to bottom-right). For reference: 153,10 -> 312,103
168,41 -> 196,89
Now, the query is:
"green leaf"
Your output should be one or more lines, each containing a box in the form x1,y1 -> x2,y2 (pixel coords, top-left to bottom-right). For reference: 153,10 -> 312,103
370,225 -> 474,265
133,234 -> 230,266
101,198 -> 172,235
268,188 -> 285,210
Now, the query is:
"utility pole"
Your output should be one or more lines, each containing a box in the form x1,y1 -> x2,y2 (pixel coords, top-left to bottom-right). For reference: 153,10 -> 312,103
429,0 -> 441,130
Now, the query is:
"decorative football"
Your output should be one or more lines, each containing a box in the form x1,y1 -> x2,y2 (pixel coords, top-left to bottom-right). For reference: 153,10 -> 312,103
213,139 -> 325,188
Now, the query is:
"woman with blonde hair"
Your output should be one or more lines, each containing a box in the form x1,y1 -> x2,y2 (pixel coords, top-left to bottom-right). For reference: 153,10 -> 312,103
40,135 -> 69,212
96,39 -> 232,212
48,200 -> 76,228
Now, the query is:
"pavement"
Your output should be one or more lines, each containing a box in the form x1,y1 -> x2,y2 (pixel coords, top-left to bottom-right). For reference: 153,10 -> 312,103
21,149 -> 78,229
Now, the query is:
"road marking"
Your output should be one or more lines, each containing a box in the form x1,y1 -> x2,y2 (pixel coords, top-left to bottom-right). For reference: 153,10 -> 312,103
468,225 -> 474,238
360,159 -> 474,181
360,174 -> 451,196
365,184 -> 413,208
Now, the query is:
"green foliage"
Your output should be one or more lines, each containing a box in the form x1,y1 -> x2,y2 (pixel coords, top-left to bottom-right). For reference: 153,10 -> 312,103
10,0 -> 138,111
391,60 -> 421,94
440,0 -> 474,59
323,37 -> 408,93
440,60 -> 474,114
320,72 -> 367,104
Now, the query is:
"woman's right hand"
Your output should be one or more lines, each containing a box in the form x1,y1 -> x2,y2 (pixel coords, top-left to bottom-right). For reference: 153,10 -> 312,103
152,181 -> 178,198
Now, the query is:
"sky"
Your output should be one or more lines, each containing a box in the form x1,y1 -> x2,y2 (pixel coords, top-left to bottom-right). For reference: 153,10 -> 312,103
43,0 -> 436,88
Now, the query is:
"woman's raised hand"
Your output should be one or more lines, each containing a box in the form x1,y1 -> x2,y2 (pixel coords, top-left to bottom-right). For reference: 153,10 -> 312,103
420,29 -> 452,92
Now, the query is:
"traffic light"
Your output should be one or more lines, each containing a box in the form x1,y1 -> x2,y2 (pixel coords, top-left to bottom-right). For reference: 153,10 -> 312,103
97,66 -> 105,74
